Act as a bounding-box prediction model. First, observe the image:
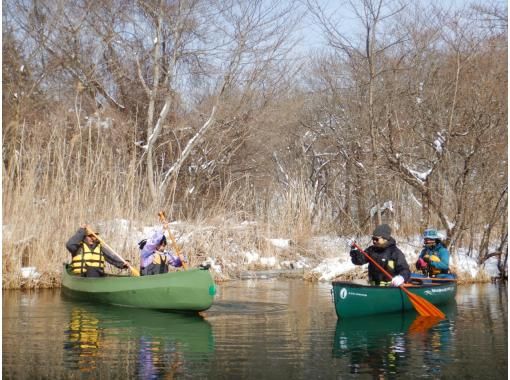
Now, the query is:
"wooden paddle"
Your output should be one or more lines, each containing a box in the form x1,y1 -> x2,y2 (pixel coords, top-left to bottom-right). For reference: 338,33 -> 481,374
85,226 -> 140,277
351,242 -> 445,318
157,211 -> 188,270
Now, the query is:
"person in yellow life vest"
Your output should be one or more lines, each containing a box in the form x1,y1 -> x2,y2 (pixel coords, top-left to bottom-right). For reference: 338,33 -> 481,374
415,228 -> 450,277
66,225 -> 128,277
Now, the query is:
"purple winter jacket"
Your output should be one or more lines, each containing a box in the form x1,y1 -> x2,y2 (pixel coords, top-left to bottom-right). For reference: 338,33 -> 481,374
139,229 -> 182,268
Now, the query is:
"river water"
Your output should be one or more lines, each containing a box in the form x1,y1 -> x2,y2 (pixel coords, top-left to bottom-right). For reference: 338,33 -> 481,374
2,280 -> 507,379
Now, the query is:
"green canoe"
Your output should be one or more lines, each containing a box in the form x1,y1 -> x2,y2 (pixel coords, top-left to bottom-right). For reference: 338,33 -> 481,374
62,264 -> 216,311
332,278 -> 456,319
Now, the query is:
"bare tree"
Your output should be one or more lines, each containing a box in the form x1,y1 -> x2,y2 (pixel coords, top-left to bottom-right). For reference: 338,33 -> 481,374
380,3 -> 507,253
306,0 -> 407,228
138,0 -> 300,205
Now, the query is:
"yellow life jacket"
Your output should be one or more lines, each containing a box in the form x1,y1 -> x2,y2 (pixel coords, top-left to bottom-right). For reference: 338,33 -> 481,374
424,254 -> 442,275
370,280 -> 391,286
71,243 -> 105,274
152,253 -> 167,265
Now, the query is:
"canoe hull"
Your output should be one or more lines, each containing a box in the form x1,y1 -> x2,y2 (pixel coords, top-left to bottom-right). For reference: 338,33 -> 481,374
62,265 -> 216,311
332,280 -> 456,318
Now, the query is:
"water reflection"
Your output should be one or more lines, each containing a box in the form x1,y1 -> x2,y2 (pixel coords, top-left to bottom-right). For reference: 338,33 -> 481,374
332,303 -> 457,377
62,302 -> 214,378
64,307 -> 103,372
3,283 -> 506,379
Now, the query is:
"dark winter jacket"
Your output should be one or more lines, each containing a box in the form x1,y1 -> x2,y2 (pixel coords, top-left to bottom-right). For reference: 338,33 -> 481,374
351,237 -> 411,284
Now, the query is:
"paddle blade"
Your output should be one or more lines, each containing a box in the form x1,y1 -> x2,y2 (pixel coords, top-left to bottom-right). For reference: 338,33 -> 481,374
129,265 -> 140,277
408,316 -> 443,333
402,287 -> 446,318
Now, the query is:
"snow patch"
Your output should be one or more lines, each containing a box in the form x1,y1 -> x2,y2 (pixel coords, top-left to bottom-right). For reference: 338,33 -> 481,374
310,258 -> 359,281
268,238 -> 290,249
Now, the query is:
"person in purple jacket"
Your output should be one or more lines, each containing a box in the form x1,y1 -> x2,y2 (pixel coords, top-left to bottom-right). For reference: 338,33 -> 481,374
139,229 -> 183,276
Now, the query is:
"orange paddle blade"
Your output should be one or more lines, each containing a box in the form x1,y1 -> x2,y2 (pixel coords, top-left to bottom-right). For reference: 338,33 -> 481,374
408,316 -> 443,333
402,287 -> 445,318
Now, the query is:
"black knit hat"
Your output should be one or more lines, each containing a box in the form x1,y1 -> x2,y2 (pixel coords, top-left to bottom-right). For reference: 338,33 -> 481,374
372,224 -> 392,240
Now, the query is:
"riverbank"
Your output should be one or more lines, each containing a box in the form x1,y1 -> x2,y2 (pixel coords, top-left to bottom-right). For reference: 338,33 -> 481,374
7,264 -> 502,290
3,219 -> 504,289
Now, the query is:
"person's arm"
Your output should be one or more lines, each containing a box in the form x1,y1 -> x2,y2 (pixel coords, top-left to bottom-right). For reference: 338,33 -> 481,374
65,228 -> 87,256
416,249 -> 427,268
165,251 -> 183,268
101,245 -> 127,269
350,246 -> 368,265
394,249 -> 411,281
430,246 -> 449,270
140,249 -> 155,269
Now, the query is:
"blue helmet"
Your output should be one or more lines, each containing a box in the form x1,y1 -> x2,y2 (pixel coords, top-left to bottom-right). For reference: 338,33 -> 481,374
423,228 -> 440,240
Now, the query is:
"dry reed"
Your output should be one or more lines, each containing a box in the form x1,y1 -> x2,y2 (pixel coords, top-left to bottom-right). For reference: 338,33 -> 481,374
2,118 -> 500,288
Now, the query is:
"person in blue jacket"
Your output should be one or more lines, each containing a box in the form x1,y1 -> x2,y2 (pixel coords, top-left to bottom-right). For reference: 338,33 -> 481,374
415,228 -> 450,277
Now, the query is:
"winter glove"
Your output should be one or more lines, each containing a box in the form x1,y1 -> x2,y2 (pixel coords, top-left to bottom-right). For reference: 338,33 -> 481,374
429,255 -> 440,263
390,275 -> 405,287
416,258 -> 427,269
349,247 -> 360,257
423,254 -> 430,263
349,247 -> 366,265
167,254 -> 183,268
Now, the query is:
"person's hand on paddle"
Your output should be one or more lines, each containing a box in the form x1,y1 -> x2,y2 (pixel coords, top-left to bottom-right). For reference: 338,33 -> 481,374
390,275 -> 405,287
122,260 -> 131,270
349,247 -> 359,256
82,224 -> 96,237
349,240 -> 362,259
349,246 -> 365,265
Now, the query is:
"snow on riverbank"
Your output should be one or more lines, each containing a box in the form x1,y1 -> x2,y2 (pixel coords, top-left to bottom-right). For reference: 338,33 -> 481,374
91,219 -> 503,282
12,218 -> 501,282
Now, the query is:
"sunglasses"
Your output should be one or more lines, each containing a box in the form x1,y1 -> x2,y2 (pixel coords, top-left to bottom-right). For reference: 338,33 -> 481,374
372,236 -> 383,242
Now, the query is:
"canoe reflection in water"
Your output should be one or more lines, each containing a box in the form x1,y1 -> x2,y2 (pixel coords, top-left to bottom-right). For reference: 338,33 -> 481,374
63,302 -> 214,377
332,303 -> 456,377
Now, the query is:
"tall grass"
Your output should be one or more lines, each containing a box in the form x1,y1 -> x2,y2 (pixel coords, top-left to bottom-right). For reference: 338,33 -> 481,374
3,117 -> 145,287
2,116 -> 335,288
3,117 -> 498,288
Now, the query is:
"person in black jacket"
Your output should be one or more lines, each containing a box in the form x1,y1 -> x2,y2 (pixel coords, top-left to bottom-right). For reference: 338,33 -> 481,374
66,225 -> 128,277
350,224 -> 410,286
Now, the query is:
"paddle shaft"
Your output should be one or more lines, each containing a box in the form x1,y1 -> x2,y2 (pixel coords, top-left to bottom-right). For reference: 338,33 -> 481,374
158,211 -> 188,270
87,229 -> 140,277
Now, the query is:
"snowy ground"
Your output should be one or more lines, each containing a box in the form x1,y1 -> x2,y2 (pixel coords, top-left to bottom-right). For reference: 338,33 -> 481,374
12,218 -> 503,281
113,219 -> 503,281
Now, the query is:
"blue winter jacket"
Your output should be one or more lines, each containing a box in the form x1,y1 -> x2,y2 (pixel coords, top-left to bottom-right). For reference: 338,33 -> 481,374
418,242 -> 450,272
